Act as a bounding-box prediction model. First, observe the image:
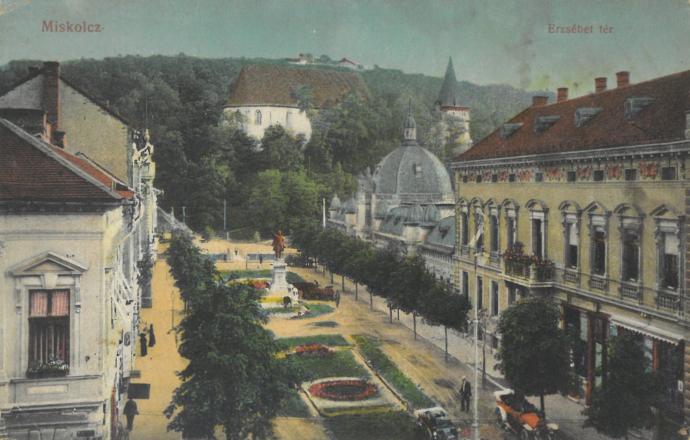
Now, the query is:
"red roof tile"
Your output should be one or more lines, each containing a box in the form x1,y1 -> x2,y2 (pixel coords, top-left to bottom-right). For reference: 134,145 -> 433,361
226,64 -> 368,108
456,69 -> 690,162
0,119 -> 133,202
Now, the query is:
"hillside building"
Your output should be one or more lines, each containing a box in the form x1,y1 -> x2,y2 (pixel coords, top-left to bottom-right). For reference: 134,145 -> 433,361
223,64 -> 368,141
451,69 -> 690,424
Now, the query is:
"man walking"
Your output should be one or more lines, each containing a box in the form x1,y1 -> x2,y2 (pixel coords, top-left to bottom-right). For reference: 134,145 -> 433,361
459,376 -> 472,412
123,396 -> 139,431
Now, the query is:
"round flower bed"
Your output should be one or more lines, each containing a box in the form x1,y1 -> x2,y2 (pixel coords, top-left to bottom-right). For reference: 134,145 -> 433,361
309,379 -> 378,401
295,343 -> 332,358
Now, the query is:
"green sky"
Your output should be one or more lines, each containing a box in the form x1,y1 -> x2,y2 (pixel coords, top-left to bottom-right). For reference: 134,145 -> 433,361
1,0 -> 689,93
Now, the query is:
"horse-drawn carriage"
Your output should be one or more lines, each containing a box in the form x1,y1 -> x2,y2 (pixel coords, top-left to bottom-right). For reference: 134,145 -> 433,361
292,282 -> 336,301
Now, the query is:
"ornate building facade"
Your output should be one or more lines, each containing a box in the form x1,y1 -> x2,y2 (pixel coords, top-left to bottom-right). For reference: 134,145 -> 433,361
451,69 -> 690,422
0,63 -> 157,439
328,108 -> 457,284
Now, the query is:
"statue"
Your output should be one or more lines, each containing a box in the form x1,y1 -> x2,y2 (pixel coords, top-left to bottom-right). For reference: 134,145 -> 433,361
272,230 -> 286,259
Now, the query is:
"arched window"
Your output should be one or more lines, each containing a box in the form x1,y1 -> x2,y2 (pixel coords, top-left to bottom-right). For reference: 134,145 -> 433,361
526,200 -> 548,260
651,205 -> 681,295
614,204 -> 644,300
584,201 -> 610,290
255,110 -> 262,125
559,201 -> 582,277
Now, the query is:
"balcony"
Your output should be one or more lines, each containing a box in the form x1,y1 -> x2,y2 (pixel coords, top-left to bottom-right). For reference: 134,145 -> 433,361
620,282 -> 642,303
504,259 -> 555,283
563,269 -> 580,284
588,275 -> 608,291
656,289 -> 680,313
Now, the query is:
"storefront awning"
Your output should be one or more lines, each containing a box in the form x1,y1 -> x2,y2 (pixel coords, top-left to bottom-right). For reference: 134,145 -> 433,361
610,316 -> 685,345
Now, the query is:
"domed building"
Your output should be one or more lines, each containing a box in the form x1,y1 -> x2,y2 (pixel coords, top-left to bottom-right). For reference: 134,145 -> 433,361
328,106 -> 457,282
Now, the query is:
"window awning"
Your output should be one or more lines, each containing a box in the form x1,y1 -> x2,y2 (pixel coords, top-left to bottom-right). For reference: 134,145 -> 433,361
610,315 -> 684,345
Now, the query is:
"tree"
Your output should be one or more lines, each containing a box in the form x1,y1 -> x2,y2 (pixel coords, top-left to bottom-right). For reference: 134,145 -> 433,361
585,332 -> 661,440
258,125 -> 303,172
247,170 -> 288,237
423,285 -> 470,361
165,233 -> 299,439
496,296 -> 570,415
282,170 -> 322,233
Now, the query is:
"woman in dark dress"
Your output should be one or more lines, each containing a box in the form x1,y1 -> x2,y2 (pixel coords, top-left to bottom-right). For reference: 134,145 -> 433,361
148,324 -> 156,347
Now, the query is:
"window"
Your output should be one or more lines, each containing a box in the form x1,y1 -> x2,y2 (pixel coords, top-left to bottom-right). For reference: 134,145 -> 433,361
661,167 -> 677,181
491,281 -> 499,316
460,212 -> 469,245
255,109 -> 262,125
658,226 -> 679,290
567,171 -> 576,182
286,111 -> 293,128
532,218 -> 544,259
507,216 -> 516,249
29,290 -> 70,372
565,221 -> 579,269
491,174 -> 498,183
462,272 -> 469,298
621,230 -> 640,282
593,170 -> 604,181
476,277 -> 483,310
592,229 -> 607,276
413,164 -> 423,178
475,211 -> 484,252
490,214 -> 499,253
535,172 -> 544,182
625,169 -> 637,181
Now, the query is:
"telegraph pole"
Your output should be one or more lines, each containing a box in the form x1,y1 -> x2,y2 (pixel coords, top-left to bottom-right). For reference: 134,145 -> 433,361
322,198 -> 326,229
223,199 -> 227,231
473,300 -> 480,440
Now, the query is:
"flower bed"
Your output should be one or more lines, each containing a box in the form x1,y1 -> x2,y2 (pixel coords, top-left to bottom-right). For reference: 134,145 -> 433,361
295,343 -> 332,358
309,379 -> 378,401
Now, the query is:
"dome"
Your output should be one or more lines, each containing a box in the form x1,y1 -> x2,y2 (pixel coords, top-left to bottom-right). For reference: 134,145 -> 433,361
423,204 -> 441,224
374,199 -> 389,219
373,145 -> 453,202
330,194 -> 341,210
405,204 -> 424,225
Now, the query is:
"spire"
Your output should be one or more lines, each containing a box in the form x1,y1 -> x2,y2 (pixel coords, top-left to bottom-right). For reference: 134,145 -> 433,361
402,100 -> 417,144
436,57 -> 459,108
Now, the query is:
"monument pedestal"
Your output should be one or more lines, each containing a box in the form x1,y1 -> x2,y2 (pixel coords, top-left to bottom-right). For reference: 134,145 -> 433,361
264,258 -> 298,306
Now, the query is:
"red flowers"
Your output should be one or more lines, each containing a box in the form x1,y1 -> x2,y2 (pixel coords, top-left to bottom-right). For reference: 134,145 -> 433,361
295,343 -> 332,357
309,379 -> 378,401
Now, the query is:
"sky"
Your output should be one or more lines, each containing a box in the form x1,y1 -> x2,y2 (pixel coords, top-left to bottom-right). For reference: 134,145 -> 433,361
1,0 -> 689,94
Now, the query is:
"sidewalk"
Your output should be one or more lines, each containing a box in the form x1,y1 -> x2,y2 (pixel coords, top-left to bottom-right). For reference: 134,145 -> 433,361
126,253 -> 186,440
326,267 -> 619,440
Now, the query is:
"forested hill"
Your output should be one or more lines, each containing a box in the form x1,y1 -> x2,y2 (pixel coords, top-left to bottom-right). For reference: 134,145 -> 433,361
0,55 -> 535,142
0,55 -> 539,234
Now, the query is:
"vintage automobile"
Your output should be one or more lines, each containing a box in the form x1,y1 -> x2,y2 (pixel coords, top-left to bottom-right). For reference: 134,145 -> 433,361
414,406 -> 458,440
494,390 -> 559,440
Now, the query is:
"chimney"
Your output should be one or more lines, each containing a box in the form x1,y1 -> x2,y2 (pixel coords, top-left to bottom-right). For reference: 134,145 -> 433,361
595,77 -> 607,93
54,130 -> 66,148
42,61 -> 60,139
557,87 -> 569,103
616,71 -> 630,88
532,95 -> 548,107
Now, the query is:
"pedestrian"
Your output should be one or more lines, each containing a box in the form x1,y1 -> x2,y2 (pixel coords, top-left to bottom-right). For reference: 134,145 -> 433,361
235,248 -> 239,256
335,291 -> 341,308
123,396 -> 139,431
259,254 -> 264,265
459,376 -> 472,412
139,332 -> 148,357
148,324 -> 156,347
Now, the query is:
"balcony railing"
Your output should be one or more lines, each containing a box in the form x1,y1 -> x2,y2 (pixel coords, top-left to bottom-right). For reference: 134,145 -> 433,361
504,259 -> 554,283
589,275 -> 608,291
563,269 -> 580,284
656,290 -> 680,312
620,282 -> 642,302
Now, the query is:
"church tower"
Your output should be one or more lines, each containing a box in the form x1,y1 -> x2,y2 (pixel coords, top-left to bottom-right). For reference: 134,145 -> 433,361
435,57 -> 472,155
403,102 -> 417,145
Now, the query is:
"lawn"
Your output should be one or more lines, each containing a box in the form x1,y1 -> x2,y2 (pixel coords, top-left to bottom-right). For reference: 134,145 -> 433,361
353,335 -> 435,409
277,390 -> 312,418
220,269 -> 305,284
293,350 -> 370,382
324,411 -> 417,440
276,334 -> 349,349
